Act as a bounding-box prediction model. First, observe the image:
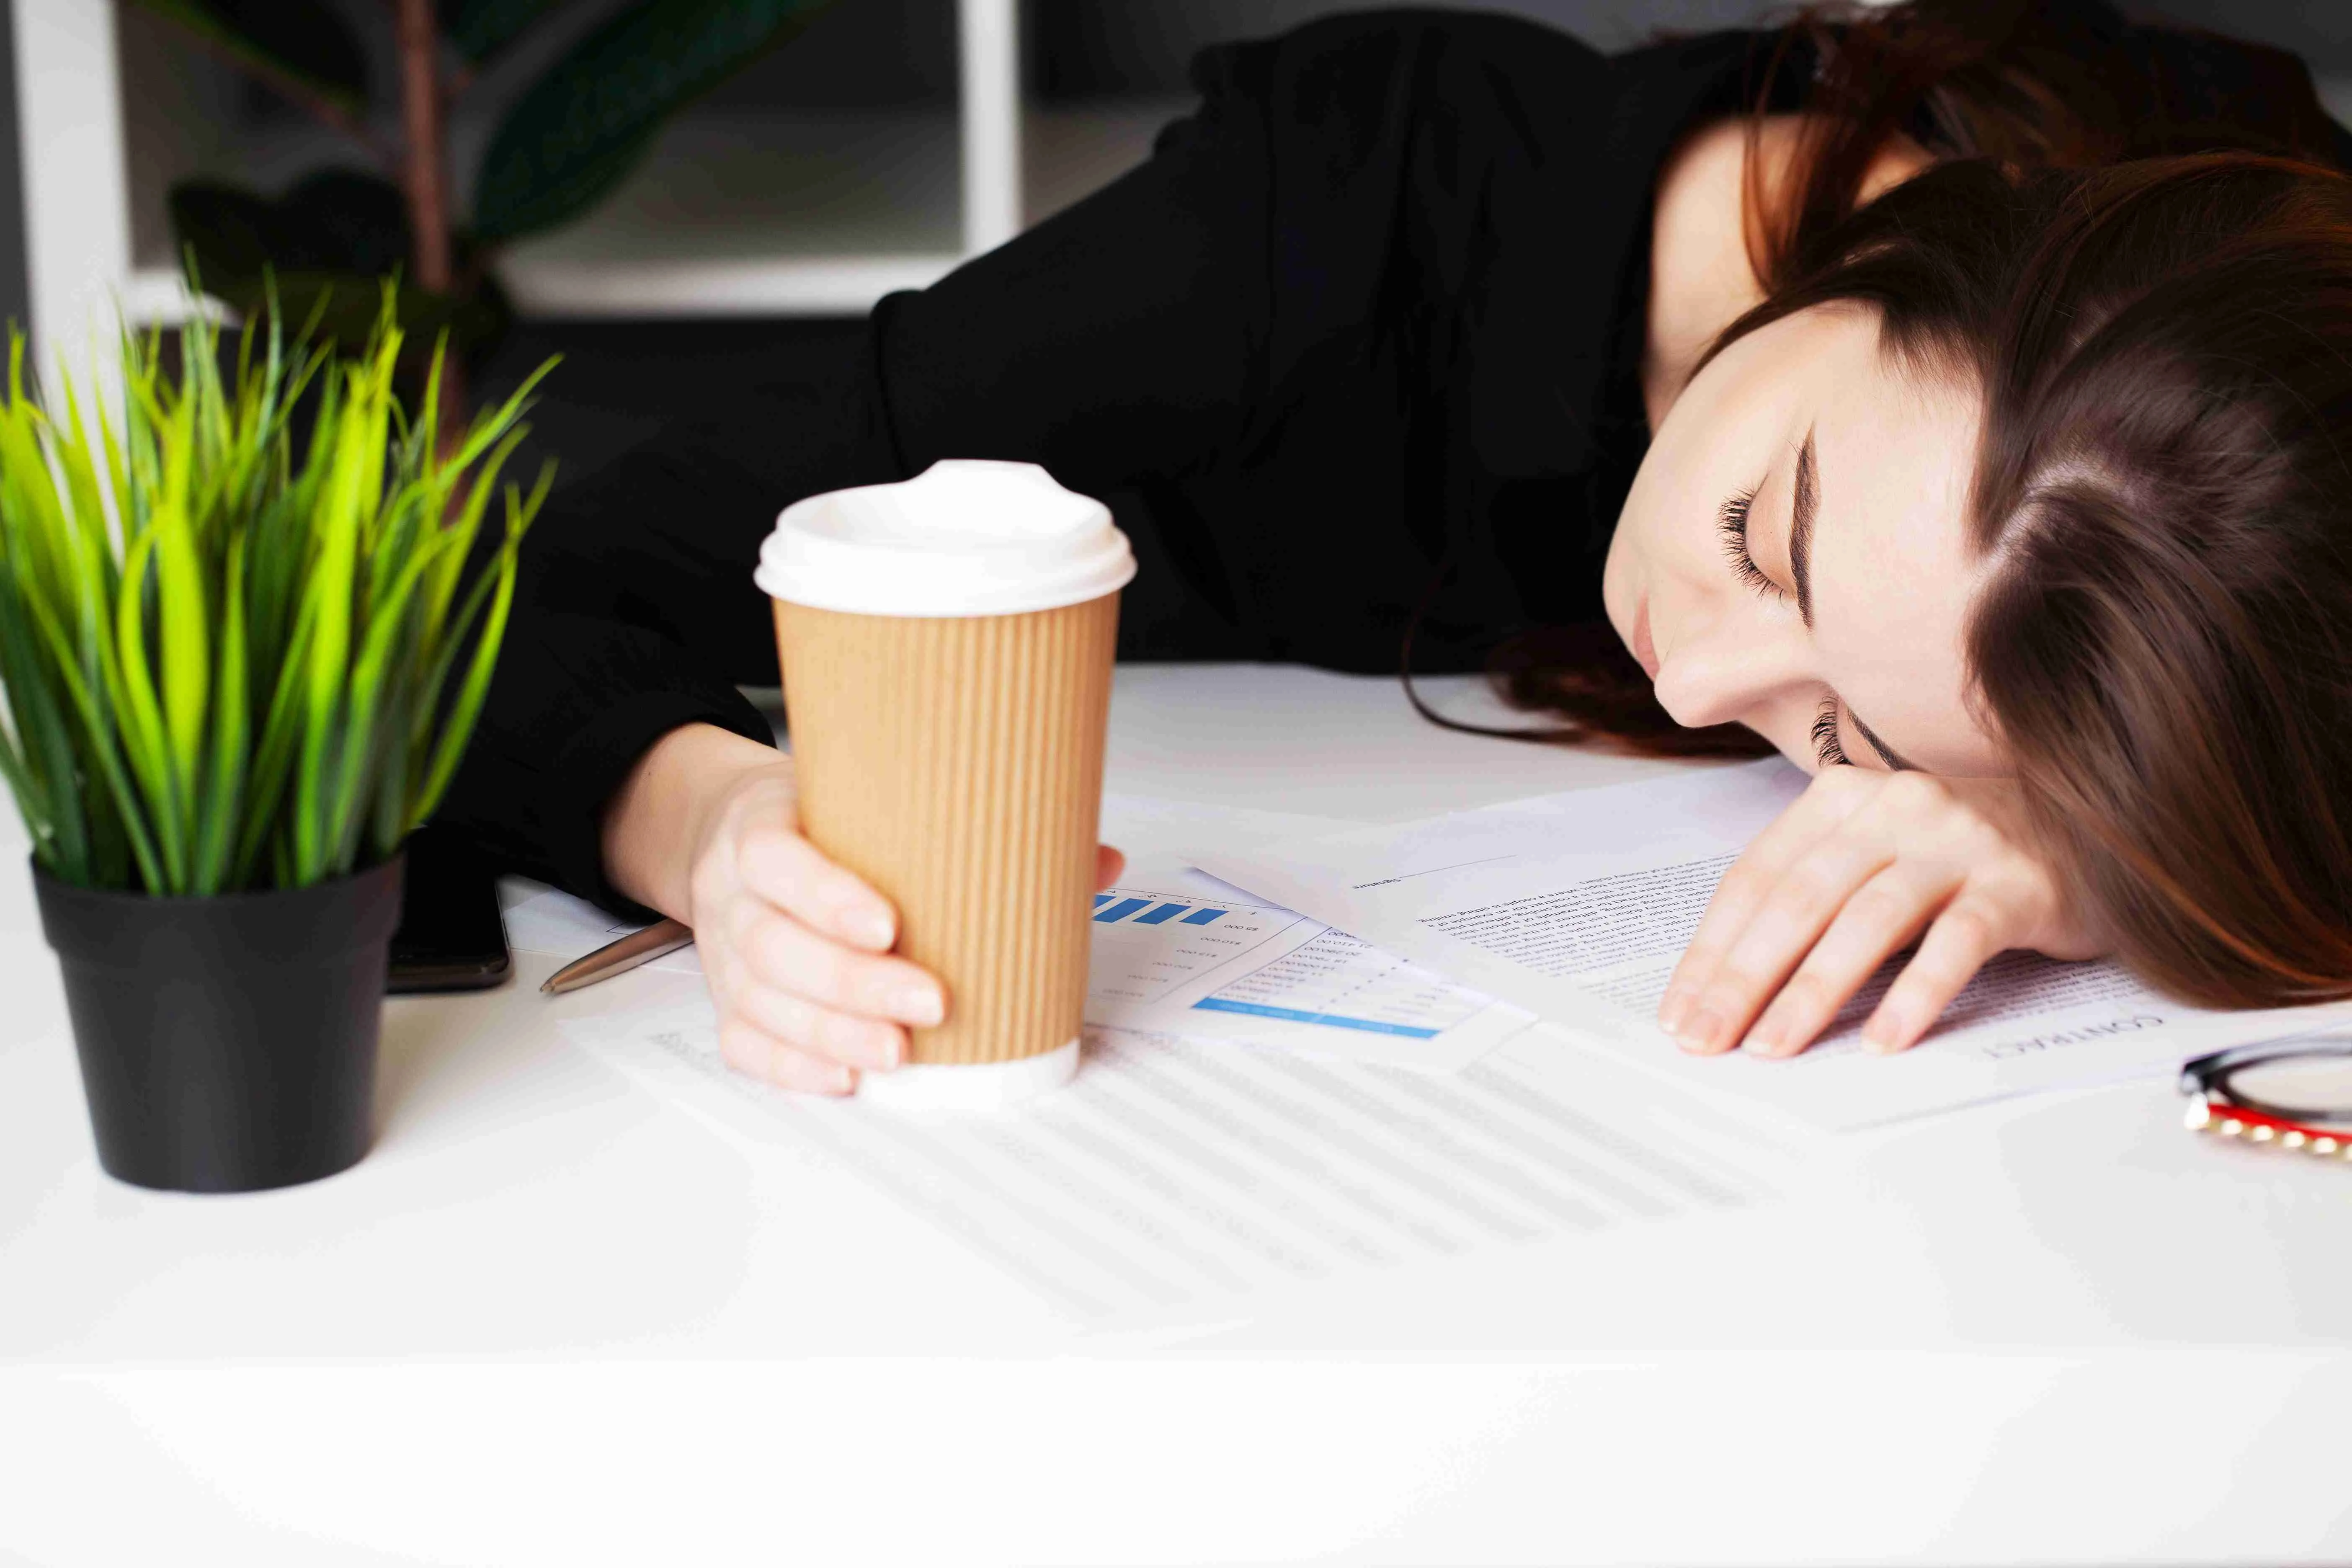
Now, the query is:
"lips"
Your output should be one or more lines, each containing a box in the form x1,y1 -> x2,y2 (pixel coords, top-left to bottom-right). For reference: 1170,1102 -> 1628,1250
1630,595 -> 1661,679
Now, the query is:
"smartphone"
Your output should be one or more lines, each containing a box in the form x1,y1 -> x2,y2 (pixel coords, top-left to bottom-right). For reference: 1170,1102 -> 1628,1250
388,828 -> 512,993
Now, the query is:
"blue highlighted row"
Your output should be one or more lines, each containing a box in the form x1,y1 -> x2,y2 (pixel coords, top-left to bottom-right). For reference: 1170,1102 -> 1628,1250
1093,894 -> 1227,926
1189,997 -> 1440,1039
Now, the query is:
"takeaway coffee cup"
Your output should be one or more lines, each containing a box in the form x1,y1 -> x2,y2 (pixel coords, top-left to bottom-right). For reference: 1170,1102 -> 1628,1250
755,460 -> 1136,1109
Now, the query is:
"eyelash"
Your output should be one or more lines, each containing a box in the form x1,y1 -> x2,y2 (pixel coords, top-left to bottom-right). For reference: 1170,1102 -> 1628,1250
1811,698 -> 1852,769
1716,487 -> 1778,599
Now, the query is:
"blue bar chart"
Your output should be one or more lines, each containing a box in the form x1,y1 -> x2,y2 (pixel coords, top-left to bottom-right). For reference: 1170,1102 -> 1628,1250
1189,930 -> 1468,1039
1085,884 -> 1510,1065
1094,893 -> 1226,926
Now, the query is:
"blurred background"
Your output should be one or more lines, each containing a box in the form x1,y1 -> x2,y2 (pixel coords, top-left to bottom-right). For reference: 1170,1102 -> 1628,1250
8,0 -> 2349,482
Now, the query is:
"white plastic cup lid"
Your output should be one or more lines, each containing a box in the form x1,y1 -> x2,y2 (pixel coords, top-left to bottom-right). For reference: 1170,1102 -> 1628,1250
756,459 -> 1137,617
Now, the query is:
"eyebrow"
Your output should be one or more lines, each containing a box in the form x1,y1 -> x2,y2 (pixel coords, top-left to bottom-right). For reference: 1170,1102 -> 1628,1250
1790,426 -> 1918,772
1790,426 -> 1819,627
1849,711 -> 1917,772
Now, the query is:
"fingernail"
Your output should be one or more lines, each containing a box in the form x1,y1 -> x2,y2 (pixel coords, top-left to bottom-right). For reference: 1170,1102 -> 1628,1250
1678,1008 -> 1725,1053
1658,986 -> 1693,1034
863,1033 -> 903,1072
849,909 -> 894,949
1743,1016 -> 1785,1056
895,986 -> 944,1028
1863,1012 -> 1903,1054
831,1065 -> 857,1094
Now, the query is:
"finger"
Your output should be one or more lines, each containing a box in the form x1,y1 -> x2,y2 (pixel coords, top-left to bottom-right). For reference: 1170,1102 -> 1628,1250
717,1017 -> 856,1095
1741,861 -> 1950,1058
1863,893 -> 2013,1054
735,816 -> 899,952
1096,844 -> 1125,891
1661,771 -> 1876,1032
1677,824 -> 1902,1055
729,980 -> 907,1072
734,906 -> 947,1026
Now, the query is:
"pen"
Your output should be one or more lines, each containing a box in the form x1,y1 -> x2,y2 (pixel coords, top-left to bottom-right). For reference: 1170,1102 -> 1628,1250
540,917 -> 696,995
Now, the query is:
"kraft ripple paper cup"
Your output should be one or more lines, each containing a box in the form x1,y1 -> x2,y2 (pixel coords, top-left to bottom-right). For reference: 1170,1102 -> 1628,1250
756,460 -> 1135,1110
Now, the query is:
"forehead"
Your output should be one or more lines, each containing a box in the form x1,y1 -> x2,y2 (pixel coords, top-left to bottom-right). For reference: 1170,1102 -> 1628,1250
1804,322 -> 2002,774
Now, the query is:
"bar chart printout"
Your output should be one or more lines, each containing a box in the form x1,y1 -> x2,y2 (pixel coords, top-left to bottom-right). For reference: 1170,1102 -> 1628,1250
1084,885 -> 1533,1070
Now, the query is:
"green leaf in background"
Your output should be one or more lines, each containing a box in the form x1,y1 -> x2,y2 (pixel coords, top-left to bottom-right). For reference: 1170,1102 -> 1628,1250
126,0 -> 369,113
471,0 -> 833,242
440,0 -> 568,64
170,172 -> 513,356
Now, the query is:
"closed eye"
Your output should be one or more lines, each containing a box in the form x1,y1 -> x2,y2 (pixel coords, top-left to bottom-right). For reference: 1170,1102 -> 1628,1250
1720,480 -> 1910,773
1811,698 -> 1851,769
1717,487 -> 1780,599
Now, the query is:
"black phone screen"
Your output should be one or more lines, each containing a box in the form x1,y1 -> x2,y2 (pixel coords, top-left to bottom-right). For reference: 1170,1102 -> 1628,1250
388,828 -> 512,993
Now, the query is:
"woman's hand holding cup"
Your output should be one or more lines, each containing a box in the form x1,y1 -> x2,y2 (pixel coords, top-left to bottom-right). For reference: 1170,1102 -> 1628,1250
687,756 -> 938,1093
603,721 -> 1125,1096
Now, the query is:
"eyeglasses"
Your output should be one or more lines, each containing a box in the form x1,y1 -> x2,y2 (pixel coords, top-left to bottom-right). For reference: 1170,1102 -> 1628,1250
2181,1039 -> 2352,1155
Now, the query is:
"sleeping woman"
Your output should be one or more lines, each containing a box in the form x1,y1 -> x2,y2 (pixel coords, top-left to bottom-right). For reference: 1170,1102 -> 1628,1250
437,0 -> 2352,1093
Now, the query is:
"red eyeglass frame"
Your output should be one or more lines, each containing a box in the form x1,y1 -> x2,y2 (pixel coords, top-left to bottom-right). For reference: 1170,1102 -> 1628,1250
2179,1042 -> 2352,1155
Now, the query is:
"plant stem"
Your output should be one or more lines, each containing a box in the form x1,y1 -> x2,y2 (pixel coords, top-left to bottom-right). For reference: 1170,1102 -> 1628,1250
395,0 -> 453,296
393,0 -> 465,434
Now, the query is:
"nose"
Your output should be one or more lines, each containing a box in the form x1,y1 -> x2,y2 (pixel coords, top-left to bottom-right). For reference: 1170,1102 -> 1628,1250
1649,612 -> 1813,730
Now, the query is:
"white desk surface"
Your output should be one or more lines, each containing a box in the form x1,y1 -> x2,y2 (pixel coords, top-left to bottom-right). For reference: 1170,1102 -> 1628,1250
4,666 -> 2349,1566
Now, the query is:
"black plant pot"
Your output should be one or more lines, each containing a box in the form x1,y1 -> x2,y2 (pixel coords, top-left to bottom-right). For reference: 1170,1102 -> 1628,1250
32,855 -> 405,1193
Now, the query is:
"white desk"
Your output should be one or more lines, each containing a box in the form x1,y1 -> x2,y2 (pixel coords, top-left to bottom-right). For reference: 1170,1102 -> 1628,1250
4,667 -> 2349,1566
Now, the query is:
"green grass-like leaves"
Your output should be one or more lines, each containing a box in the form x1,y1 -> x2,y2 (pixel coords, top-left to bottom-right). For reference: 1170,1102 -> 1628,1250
0,292 -> 554,895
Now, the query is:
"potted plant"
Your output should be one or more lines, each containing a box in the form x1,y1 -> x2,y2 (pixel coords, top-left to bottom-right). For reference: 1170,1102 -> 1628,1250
133,0 -> 833,422
0,297 -> 554,1192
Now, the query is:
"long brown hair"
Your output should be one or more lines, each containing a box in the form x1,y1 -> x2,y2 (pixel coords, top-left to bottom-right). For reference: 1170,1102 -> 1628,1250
1489,0 -> 2348,757
1483,2 -> 2352,1005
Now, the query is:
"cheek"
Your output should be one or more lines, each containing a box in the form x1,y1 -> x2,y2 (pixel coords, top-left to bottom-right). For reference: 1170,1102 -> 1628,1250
1610,449 -> 1695,586
1751,694 -> 1831,774
1614,464 -> 1730,636
1625,392 -> 1750,579
1600,485 -> 1652,637
1601,502 -> 1641,596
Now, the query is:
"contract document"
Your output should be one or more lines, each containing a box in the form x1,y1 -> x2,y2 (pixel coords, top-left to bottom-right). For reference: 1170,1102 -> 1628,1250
563,1003 -> 1790,1321
1198,761 -> 2352,1134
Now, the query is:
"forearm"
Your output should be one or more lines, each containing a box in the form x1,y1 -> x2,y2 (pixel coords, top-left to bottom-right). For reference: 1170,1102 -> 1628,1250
600,722 -> 792,923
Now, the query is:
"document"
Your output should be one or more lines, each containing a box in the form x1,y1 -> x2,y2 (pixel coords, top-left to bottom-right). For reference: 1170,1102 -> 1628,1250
562,1002 -> 1790,1322
1198,761 -> 2352,1134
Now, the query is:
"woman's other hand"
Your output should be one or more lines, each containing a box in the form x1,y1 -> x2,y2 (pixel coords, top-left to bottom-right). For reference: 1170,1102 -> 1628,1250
1656,767 -> 2103,1059
602,724 -> 1124,1094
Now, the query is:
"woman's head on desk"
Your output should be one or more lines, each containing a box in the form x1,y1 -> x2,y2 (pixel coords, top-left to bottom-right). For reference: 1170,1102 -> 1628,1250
1582,5 -> 2352,1015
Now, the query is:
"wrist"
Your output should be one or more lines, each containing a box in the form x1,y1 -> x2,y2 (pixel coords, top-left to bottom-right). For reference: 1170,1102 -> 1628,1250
601,723 -> 792,921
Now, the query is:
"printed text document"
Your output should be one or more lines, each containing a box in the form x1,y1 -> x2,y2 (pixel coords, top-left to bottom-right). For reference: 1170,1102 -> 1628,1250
1200,761 -> 2352,1133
